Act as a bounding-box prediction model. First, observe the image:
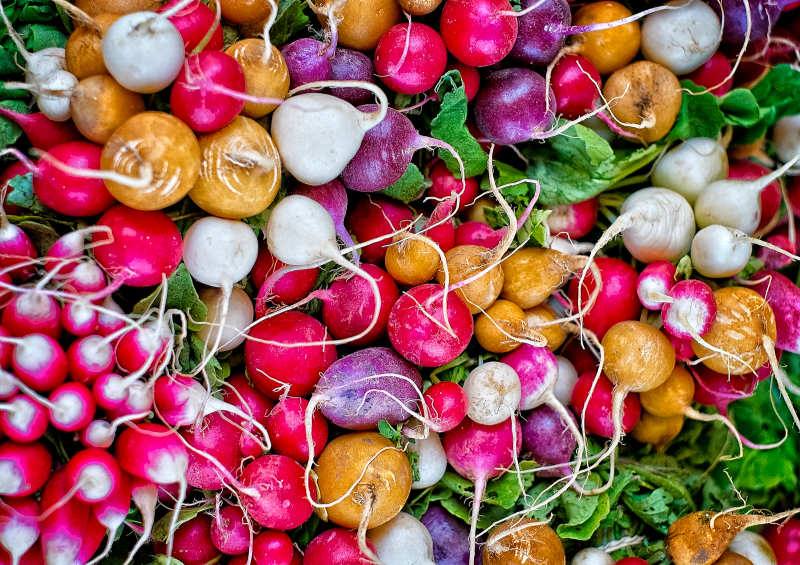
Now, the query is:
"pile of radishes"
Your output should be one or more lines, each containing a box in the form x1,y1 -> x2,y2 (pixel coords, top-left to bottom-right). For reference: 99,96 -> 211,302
4,0 -> 800,563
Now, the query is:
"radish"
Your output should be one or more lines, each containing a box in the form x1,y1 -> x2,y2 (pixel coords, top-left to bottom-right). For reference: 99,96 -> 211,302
454,221 -> 503,249
0,395 -> 49,442
427,160 -> 480,215
210,505 -> 250,555
0,440 -> 52,497
153,514 -> 220,565
114,318 -> 172,376
345,195 -> 414,264
87,472 -> 131,565
686,50 -> 734,96
420,505 -> 474,565
462,361 -> 521,426
728,531 -> 778,565
651,138 -> 729,206
752,270 -> 800,356
443,416 -> 521,565
763,519 -> 800,565
122,478 -> 158,565
220,374 -> 275,457
553,355 -> 578,406
67,335 -> 116,385
637,261 -> 678,311
690,225 -> 799,279
661,279 -> 717,341
757,233 -> 794,270
101,0 -> 192,93
39,468 -> 90,565
60,299 -> 99,337
0,497 -> 39,565
521,403 -> 578,478
546,197 -> 599,240
482,520 -> 564,565
270,81 -> 389,185
251,243 -> 320,306
93,205 -> 182,287
0,108 -> 82,151
695,154 -> 800,234
2,292 -> 62,339
63,447 -> 124,504
239,455 -> 315,530
439,0 -> 518,67
196,287 -> 253,353
422,380 -> 468,433
408,431 -> 447,489
179,411 -> 248,491
291,180 -> 357,262
156,0 -> 223,52
374,23 -> 448,95
570,371 -> 641,439
253,530 -> 295,565
368,512 -> 436,565
304,529 -> 378,565
710,0 -> 781,44
773,114 -> 800,164
6,334 -> 68,392
265,396 -> 328,463
0,202 -> 38,283
330,48 -> 376,105
282,38 -> 333,90
80,410 -> 151,449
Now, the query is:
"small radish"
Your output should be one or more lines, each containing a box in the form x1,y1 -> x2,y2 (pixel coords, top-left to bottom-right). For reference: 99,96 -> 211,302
763,519 -> 800,565
0,497 -> 39,565
690,224 -> 794,279
210,505 -> 250,556
331,48 -> 376,105
427,160 -> 479,214
439,0 -> 518,67
520,403 -> 578,478
546,197 -> 599,240
239,455 -> 316,530
67,335 -> 116,385
60,301 -> 99,336
282,38 -> 333,90
253,530 -> 295,565
8,334 -> 69,392
0,440 -> 52,497
685,50 -> 733,96
345,194 -> 414,264
156,0 -> 223,52
0,395 -> 49,443
374,23 -> 448,95
40,468 -> 90,565
570,371 -> 641,439
637,261 -> 678,310
153,514 -> 220,565
408,431 -> 447,489
368,512 -> 436,565
661,279 -> 717,341
179,412 -> 246,491
114,319 -> 172,375
728,530 -> 778,565
752,270 -> 800,355
220,374 -> 275,457
251,243 -> 320,304
462,361 -> 521,426
265,396 -> 328,463
553,356 -> 579,406
85,471 -> 132,565
422,380 -> 468,433
0,205 -> 38,282
197,287 -> 253,353
709,0 -> 781,44
64,447 -> 125,503
304,529 -> 377,565
2,292 -> 62,339
0,108 -> 82,151
651,138 -> 728,206
80,410 -> 151,449
728,159 -> 783,233
420,505 -> 474,565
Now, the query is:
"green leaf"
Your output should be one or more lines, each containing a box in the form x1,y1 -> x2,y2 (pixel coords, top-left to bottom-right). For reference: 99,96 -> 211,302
271,0 -> 309,46
152,502 -> 214,543
178,336 -> 230,387
750,63 -> 800,125
133,264 -> 208,331
25,24 -> 66,51
0,100 -> 27,150
622,488 -> 675,534
718,88 -> 761,127
556,491 -> 611,540
665,81 -> 726,142
6,173 -> 47,214
404,485 -> 454,520
379,163 -> 427,203
407,448 -> 420,483
675,255 -> 692,280
287,512 -> 321,550
147,556 -> 186,565
430,70 -> 488,179
377,420 -> 404,446
525,124 -> 663,206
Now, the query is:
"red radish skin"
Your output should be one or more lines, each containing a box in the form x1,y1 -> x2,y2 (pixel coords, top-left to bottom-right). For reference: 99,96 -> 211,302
567,257 -> 642,339
422,200 -> 456,254
0,219 -> 38,282
303,529 -> 377,565
0,395 -> 49,442
11,334 -> 69,392
551,55 -> 602,120
115,321 -> 172,374
170,52 -> 247,133
763,518 -> 800,565
685,50 -> 733,96
692,364 -> 755,415
454,222 -> 504,249
33,142 -> 117,217
47,382 -> 96,432
115,423 -> 188,486
58,262 -> 108,295
252,530 -> 294,565
72,513 -> 106,565
0,326 -> 12,369
320,263 -> 399,346
60,301 -> 98,336
97,296 -> 127,338
0,496 -> 39,565
375,23 -> 448,95
93,205 -> 183,287
667,331 -> 696,363
239,455 -> 316,530
433,59 -> 481,103
67,335 -> 116,385
251,243 -> 320,297
546,197 -> 599,240
244,311 -> 337,400
757,234 -> 795,270
153,514 -> 221,565
637,261 -> 677,310
221,374 -> 275,457
210,505 -> 250,555
751,270 -> 800,354
427,160 -> 479,214
2,293 -> 62,339
0,108 -> 83,151
345,195 -> 414,264
64,447 -> 124,503
157,0 -> 223,52
0,441 -> 52,497
40,468 -> 90,565
570,372 -> 641,438
440,0 -> 518,67
423,380 -> 469,432
388,284 -> 474,367
561,338 -> 601,376
91,471 -> 132,560
264,396 -> 328,463
179,412 -> 243,490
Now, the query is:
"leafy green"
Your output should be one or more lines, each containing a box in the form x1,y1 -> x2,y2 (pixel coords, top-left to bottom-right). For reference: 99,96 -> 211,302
750,64 -> 800,126
178,336 -> 231,387
132,264 -> 208,331
430,71 -> 488,179
152,502 -> 214,543
379,163 -> 427,203
271,0 -> 309,46
524,124 -> 664,206
718,88 -> 762,128
557,490 -> 611,541
378,420 -> 404,446
6,173 -> 47,214
675,255 -> 692,280
664,80 -> 725,142
0,100 -> 28,150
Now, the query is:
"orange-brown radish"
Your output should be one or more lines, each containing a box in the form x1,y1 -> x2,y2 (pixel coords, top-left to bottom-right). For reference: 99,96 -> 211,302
631,410 -> 684,451
315,0 -> 401,50
65,13 -> 120,79
482,519 -> 565,565
385,233 -> 441,287
572,1 -> 640,74
70,75 -> 145,144
475,300 -> 545,354
218,0 -> 272,26
524,303 -> 567,351
74,0 -> 156,18
396,0 -> 442,15
500,247 -> 587,309
225,40 -> 289,119
714,552 -> 754,565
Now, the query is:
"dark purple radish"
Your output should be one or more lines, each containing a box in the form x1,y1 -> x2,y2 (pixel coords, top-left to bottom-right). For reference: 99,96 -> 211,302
330,48 -> 375,104
0,108 -> 83,151
40,468 -> 91,565
0,496 -> 40,565
440,0 -> 518,67
443,416 -> 521,565
179,412 -> 244,490
710,0 -> 782,44
420,505 -> 481,565
345,195 -> 414,264
520,404 -> 578,478
0,394 -> 49,443
291,179 -> 357,262
374,23 -> 448,95
0,440 -> 52,497
281,38 -> 333,90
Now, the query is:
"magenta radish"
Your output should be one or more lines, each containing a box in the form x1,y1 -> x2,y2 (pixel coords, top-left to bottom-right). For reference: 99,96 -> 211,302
330,48 -> 376,105
440,0 -> 518,67
290,179 -> 357,260
156,0 -> 223,51
443,416 -> 521,565
375,23 -> 448,95
60,301 -> 98,336
427,160 -> 479,215
63,447 -> 124,504
39,468 -> 90,565
422,381 -> 468,433
179,412 -> 244,490
637,261 -> 678,310
80,410 -> 151,449
7,334 -> 68,392
87,472 -> 131,565
46,225 -> 110,267
453,221 -> 504,249
422,201 -> 456,254
114,319 -> 172,375
265,396 -> 328,463
1,162 -> 29,216
0,395 -> 49,443
0,496 -> 39,565
153,514 -> 221,565
757,234 -> 794,270
0,328 -> 13,371
521,404 -> 578,478
210,505 -> 250,555
281,38 -> 333,90
239,455 -> 316,530
345,194 -> 414,264
304,529 -> 377,565
0,209 -> 38,282
546,196 -> 599,240
253,249 -> 319,311
686,50 -> 733,96
270,81 -> 389,186
2,293 -> 62,339
0,440 -> 52,497
93,205 -> 182,287
96,296 -> 126,338
0,108 -> 82,151
170,51 -> 247,132
58,261 -> 108,295
29,381 -> 96,432
67,335 -> 116,385
651,138 -> 729,206
570,371 -> 641,439
551,55 -> 603,120
33,142 -> 118,217
752,270 -> 800,355
388,283 -> 474,367
245,310 -> 337,399
461,361 -> 521,426
253,530 -> 295,565
661,279 -> 717,341
220,374 -> 275,457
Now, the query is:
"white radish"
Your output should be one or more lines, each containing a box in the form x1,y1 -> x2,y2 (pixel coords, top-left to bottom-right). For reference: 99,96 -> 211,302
0,0 -> 65,86
553,356 -> 578,406
728,531 -> 778,565
196,287 -> 253,352
407,431 -> 447,489
640,0 -> 721,75
694,153 -> 800,234
462,362 -> 521,426
651,138 -> 728,205
368,512 -> 436,565
571,548 -> 614,565
773,114 -> 800,165
270,81 -> 388,185
691,225 -> 753,278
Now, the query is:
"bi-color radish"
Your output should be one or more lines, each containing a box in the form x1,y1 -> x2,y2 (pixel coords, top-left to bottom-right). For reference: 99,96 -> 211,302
0,440 -> 52,497
39,468 -> 90,565
0,497 -> 39,565
0,394 -> 49,443
637,261 -> 678,311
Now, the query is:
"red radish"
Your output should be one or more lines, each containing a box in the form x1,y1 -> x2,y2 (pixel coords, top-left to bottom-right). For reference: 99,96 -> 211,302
0,208 -> 38,282
423,381 -> 468,432
46,227 -> 110,274
96,296 -> 127,338
763,518 -> 800,565
251,243 -> 319,307
345,195 -> 414,264
427,160 -> 479,214
221,374 -> 275,457
0,327 -> 12,369
387,283 -> 474,367
546,197 -> 599,240
443,416 -> 521,565
0,395 -> 49,442
264,396 -> 328,463
435,59 -> 481,103
253,530 -> 294,565
88,472 -> 132,565
685,50 -> 733,96
570,371 -> 641,439
758,234 -> 795,270
0,440 -> 52,497
33,142 -> 117,217
752,270 -> 800,356
157,0 -> 223,52
64,447 -> 124,504
36,381 -> 96,432
58,262 -> 108,296
72,513 -> 106,565
60,301 -> 98,336
453,222 -> 504,249
375,23 -> 448,95
304,529 -> 377,565
40,468 -> 90,565
153,514 -> 220,565
0,496 -> 39,565
106,379 -> 154,421
67,335 -> 116,385
92,205 -> 182,287
0,108 -> 83,151
9,334 -> 68,392
568,257 -> 642,339
667,332 -> 696,363
551,55 -> 603,120
170,51 -> 247,132
245,311 -> 337,400
210,505 -> 250,555
637,261 -> 677,310
440,0 -> 518,67
114,319 -> 172,375
421,199 -> 456,254
661,279 -> 717,341
2,293 -> 62,339
239,455 -> 316,530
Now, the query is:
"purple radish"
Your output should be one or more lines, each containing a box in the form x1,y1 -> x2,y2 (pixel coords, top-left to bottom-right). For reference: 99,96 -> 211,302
0,394 -> 49,442
40,468 -> 90,565
661,279 -> 718,342
420,504 -> 483,565
520,404 -> 578,478
0,441 -> 53,497
710,0 -> 781,44
330,48 -> 375,104
0,497 -> 39,565
281,38 -> 333,90
443,416 -> 521,565
291,179 -> 357,262
637,261 -> 678,310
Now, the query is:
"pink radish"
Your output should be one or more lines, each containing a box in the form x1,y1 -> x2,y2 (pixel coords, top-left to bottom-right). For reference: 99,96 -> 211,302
87,472 -> 131,565
92,205 -> 182,288
551,55 -> 602,120
752,270 -> 800,356
153,514 -> 221,565
239,455 -> 316,530
114,318 -> 172,376
453,221 -> 504,249
686,51 -> 733,96
546,197 -> 599,240
440,0 -> 518,67
0,440 -> 52,497
73,513 -> 106,565
0,207 -> 38,282
1,162 -> 29,216
422,381 -> 468,432
40,468 -> 90,565
0,496 -> 39,565
7,334 -> 68,392
253,530 -> 294,565
174,418 -> 248,491
304,529 -> 377,565
156,0 -> 223,52
44,227 -> 108,273
251,244 -> 319,308
67,335 -> 116,385
757,234 -> 795,270
570,371 -> 641,439
282,38 -> 333,90
221,374 -> 275,458
265,396 -> 328,463
209,505 -> 250,555
2,292 -> 62,339
637,261 -> 677,310
63,448 -> 124,504
443,416 -> 521,565
60,301 -> 98,336
661,279 -> 717,340
344,194 -> 413,264
96,296 -> 127,338
0,395 -> 49,442
0,108 -> 83,151
427,160 -> 479,214
375,23 -> 448,95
